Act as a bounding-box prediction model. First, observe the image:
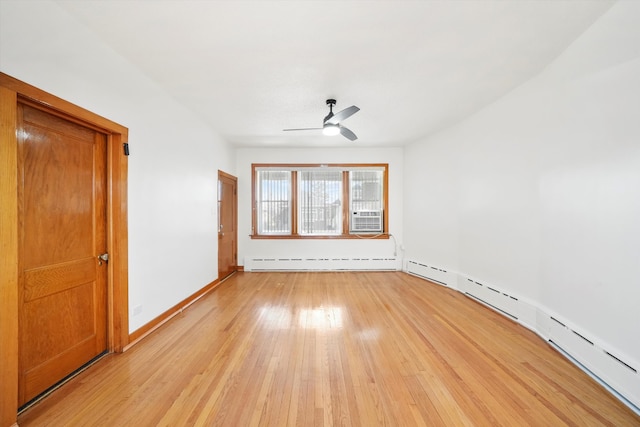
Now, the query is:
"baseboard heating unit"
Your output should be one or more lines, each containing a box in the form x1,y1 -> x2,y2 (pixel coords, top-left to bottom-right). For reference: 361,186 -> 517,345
245,257 -> 400,272
405,258 -> 640,415
405,260 -> 455,288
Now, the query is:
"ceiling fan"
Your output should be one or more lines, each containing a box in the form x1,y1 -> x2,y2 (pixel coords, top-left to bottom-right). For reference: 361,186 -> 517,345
283,99 -> 360,141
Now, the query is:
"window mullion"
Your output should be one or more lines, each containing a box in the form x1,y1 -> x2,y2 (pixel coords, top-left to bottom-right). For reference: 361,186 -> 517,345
383,168 -> 389,234
251,166 -> 257,235
342,171 -> 349,236
291,170 -> 298,236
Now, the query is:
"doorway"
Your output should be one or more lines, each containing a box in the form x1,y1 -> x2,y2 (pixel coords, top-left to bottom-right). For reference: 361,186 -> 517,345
0,73 -> 129,426
218,171 -> 238,280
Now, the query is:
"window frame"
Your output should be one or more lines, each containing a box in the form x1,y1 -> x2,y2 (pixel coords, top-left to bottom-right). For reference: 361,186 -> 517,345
251,163 -> 389,239
254,169 -> 293,235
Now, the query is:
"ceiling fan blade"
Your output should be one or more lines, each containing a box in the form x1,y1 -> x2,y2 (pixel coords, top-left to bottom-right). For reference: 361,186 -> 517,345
339,126 -> 358,141
283,127 -> 323,131
326,105 -> 359,125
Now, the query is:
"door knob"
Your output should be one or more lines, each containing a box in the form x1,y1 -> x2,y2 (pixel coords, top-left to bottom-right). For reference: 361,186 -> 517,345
98,253 -> 109,265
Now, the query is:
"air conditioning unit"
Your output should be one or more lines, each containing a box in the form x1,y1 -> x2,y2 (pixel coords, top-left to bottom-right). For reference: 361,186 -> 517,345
350,210 -> 382,233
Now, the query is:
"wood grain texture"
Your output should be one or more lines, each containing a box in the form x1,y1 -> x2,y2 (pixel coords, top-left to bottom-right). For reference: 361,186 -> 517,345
0,74 -> 127,135
18,103 -> 108,405
18,272 -> 640,426
128,279 -> 221,345
107,131 -> 129,353
0,72 -> 129,426
23,258 -> 96,302
218,170 -> 237,279
0,86 -> 20,427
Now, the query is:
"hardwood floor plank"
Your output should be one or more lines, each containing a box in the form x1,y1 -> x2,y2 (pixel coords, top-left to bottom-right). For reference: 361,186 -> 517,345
18,272 -> 639,426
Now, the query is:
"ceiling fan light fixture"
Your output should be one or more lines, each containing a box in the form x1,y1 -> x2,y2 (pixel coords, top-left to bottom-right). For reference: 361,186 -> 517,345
283,99 -> 359,140
322,123 -> 340,136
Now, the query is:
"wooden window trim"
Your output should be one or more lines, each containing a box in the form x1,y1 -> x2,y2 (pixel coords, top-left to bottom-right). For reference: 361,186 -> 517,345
291,170 -> 299,237
341,170 -> 350,236
251,163 -> 389,240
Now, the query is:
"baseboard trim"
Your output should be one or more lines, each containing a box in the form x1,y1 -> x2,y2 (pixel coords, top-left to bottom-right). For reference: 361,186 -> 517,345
125,277 -> 222,351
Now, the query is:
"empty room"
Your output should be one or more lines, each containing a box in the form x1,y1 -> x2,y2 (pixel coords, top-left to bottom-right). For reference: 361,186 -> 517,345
1,1 -> 639,426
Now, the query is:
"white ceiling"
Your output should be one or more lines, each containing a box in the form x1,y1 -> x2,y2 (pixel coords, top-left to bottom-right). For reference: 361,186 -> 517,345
56,0 -> 613,148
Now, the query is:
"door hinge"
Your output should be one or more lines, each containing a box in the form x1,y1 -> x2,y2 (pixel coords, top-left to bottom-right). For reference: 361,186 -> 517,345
123,143 -> 130,156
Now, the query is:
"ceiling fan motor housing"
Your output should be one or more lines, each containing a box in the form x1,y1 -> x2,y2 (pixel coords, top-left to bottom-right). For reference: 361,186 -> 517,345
324,99 -> 336,122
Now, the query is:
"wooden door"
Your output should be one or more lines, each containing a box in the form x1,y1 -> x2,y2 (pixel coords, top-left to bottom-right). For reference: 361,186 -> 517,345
18,103 -> 108,406
218,171 -> 237,280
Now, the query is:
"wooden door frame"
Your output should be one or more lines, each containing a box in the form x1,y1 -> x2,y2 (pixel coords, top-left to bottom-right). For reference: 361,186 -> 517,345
0,73 -> 129,427
218,170 -> 238,278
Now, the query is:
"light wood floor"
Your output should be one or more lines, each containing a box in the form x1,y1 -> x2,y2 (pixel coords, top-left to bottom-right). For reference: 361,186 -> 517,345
18,272 -> 639,426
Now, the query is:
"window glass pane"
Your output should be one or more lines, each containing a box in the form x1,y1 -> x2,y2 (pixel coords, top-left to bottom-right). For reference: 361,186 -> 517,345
298,170 -> 342,235
256,170 -> 291,234
350,170 -> 383,233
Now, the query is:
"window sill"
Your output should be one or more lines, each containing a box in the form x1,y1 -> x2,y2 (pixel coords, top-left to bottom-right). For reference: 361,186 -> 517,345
250,233 -> 390,240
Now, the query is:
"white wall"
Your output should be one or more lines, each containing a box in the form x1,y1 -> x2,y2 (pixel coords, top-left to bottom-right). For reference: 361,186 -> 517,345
404,0 -> 640,368
236,147 -> 403,265
0,0 -> 235,332
3,0 -> 638,398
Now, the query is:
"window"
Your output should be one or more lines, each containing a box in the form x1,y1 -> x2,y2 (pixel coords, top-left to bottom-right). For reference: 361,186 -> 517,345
255,170 -> 291,235
252,164 -> 388,239
349,170 -> 384,233
299,170 -> 342,235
